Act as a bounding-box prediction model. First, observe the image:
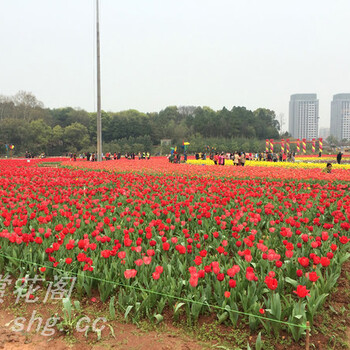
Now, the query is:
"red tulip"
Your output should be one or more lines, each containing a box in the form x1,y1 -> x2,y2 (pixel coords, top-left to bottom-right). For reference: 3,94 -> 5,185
293,285 -> 310,298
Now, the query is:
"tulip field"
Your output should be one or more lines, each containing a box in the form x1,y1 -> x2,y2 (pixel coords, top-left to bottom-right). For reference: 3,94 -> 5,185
0,157 -> 350,348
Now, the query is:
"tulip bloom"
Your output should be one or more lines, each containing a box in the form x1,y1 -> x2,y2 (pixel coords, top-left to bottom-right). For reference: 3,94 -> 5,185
124,269 -> 137,279
293,285 -> 310,298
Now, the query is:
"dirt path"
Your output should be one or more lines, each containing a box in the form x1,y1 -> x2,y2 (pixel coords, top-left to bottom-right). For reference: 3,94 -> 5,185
0,305 -> 206,350
0,322 -> 205,350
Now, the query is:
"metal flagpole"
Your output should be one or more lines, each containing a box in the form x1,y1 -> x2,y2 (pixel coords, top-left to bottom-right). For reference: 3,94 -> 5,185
96,0 -> 102,161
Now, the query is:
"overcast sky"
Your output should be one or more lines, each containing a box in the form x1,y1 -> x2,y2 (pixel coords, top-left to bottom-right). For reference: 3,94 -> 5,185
1,0 -> 349,130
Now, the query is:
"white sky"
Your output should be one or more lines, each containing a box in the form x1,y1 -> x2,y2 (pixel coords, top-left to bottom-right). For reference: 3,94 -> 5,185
1,0 -> 349,130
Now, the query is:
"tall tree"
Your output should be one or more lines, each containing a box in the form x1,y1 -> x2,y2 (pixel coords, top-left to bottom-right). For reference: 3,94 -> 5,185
63,123 -> 90,152
13,91 -> 44,121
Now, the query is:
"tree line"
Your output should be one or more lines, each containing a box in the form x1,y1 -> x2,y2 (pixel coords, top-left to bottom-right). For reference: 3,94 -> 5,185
0,91 -> 281,156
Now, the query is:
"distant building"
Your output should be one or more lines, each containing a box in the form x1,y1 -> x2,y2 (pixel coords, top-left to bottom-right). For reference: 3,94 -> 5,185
330,94 -> 350,141
319,127 -> 330,139
289,94 -> 319,140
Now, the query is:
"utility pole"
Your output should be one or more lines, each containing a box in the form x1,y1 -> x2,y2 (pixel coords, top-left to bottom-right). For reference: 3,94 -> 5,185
96,0 -> 102,161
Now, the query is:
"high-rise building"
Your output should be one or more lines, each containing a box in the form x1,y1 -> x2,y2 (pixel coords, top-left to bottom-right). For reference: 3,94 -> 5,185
319,127 -> 330,139
330,94 -> 350,141
289,94 -> 319,140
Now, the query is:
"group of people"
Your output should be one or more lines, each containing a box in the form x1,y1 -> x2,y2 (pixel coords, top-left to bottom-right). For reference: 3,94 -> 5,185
211,152 -> 247,166
260,152 -> 296,162
168,153 -> 182,163
195,153 -> 207,160
25,151 -> 35,159
138,152 -> 151,160
123,152 -> 150,160
206,151 -> 297,166
78,151 -> 150,161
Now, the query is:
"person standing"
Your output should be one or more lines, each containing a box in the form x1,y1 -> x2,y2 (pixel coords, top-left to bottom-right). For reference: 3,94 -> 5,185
233,152 -> 239,166
238,152 -> 242,166
241,152 -> 246,166
337,152 -> 342,164
219,153 -> 225,165
214,153 -> 219,165
221,153 -> 225,166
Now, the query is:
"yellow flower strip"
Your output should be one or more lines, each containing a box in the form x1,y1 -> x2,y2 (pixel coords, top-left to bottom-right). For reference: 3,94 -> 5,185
295,156 -> 348,162
187,159 -> 350,169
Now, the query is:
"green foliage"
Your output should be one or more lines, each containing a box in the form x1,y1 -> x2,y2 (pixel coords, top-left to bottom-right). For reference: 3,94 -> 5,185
0,91 -> 281,156
56,298 -> 83,335
287,301 -> 307,341
109,296 -> 116,320
255,332 -> 263,350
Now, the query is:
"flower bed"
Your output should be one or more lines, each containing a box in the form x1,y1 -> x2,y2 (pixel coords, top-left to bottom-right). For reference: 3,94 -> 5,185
0,159 -> 349,343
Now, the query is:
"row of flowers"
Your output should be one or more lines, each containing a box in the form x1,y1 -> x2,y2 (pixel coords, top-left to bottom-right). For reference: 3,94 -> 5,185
187,158 -> 350,169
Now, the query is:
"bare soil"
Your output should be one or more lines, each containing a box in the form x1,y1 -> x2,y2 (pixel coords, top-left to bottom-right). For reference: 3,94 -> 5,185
0,293 -> 205,350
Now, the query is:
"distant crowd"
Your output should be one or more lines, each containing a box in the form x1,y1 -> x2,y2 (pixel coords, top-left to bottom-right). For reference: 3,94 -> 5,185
23,150 -> 344,172
192,151 -> 297,165
67,151 -> 151,161
25,151 -> 35,159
